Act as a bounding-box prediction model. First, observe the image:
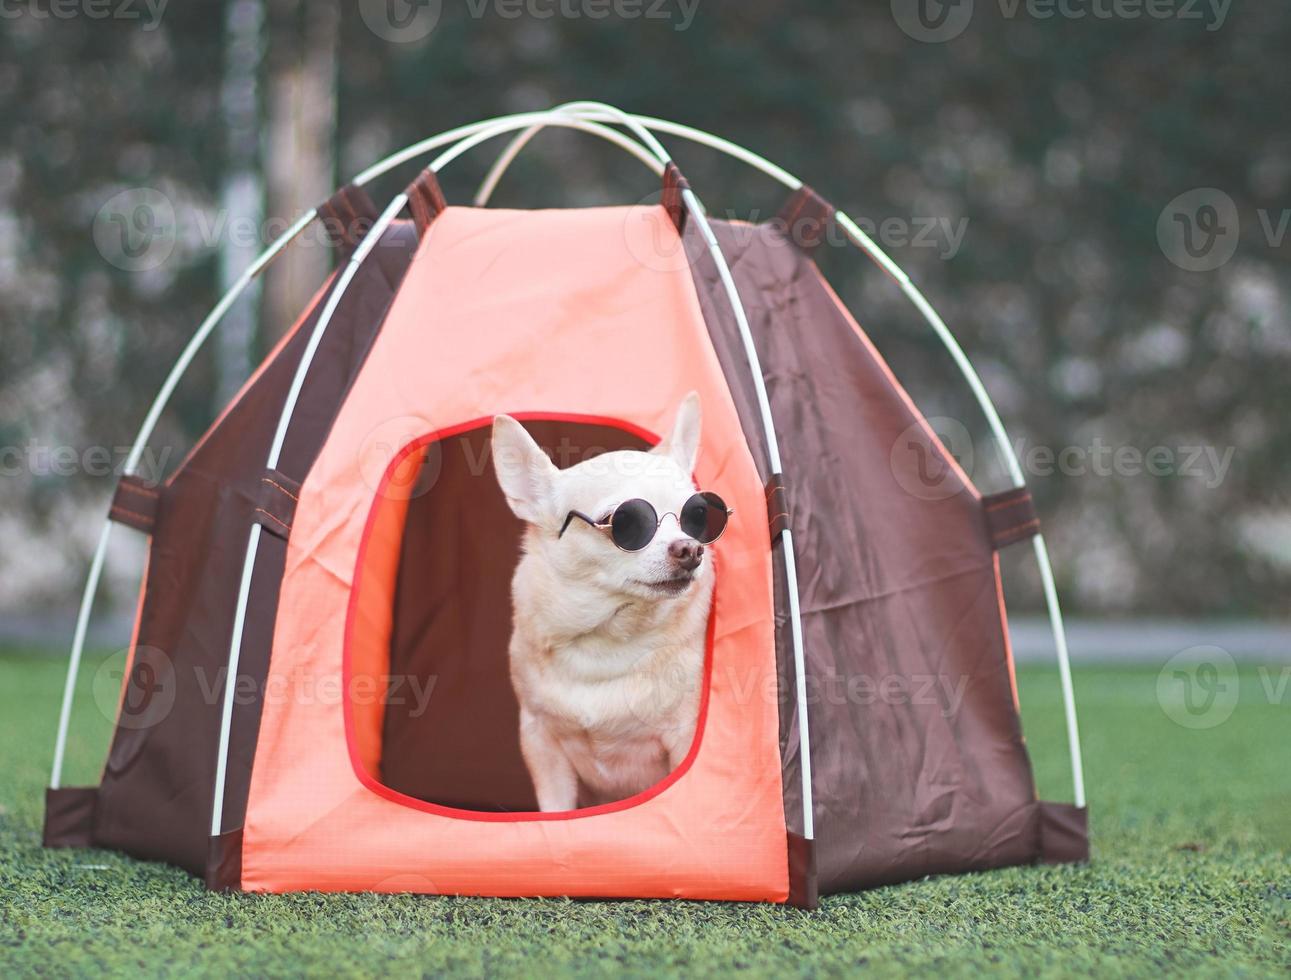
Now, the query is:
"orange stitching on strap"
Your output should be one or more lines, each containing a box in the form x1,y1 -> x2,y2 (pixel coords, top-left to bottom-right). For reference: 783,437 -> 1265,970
261,477 -> 299,502
254,507 -> 291,534
118,482 -> 159,498
985,493 -> 1029,512
994,519 -> 1040,539
110,506 -> 154,526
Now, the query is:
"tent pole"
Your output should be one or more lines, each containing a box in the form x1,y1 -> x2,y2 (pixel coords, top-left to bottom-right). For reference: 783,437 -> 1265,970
60,105 -> 1082,820
211,111 -> 665,836
1033,534 -> 1085,806
55,113 -> 645,792
831,210 -> 1086,808
49,523 -> 112,789
470,99 -> 818,839
675,180 -> 816,841
472,107 -> 1084,811
209,190 -> 409,836
49,210 -> 315,789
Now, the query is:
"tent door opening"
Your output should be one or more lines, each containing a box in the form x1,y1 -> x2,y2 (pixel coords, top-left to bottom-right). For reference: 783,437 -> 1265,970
350,415 -> 711,815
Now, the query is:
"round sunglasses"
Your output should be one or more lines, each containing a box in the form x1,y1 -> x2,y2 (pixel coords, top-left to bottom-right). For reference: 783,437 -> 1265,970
559,491 -> 733,553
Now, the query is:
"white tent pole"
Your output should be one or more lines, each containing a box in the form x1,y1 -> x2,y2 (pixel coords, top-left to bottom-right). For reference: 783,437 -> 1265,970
471,117 -> 663,202
209,110 -> 668,836
472,102 -> 671,206
210,190 -> 408,836
216,106 -> 806,836
528,99 -> 817,838
565,101 -> 817,837
676,181 -> 816,841
50,209 -> 315,790
475,108 -> 804,207
61,106 -> 1081,816
349,111 -> 660,188
1033,534 -> 1085,806
832,211 -> 1085,808
471,109 -> 1084,809
123,210 -> 317,476
49,522 -> 111,789
55,114 -> 654,790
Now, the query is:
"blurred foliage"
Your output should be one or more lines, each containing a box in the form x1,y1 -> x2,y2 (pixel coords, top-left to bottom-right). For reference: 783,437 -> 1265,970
0,0 -> 1288,615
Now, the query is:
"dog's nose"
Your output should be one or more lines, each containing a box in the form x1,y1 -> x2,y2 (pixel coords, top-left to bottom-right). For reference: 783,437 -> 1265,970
668,539 -> 704,571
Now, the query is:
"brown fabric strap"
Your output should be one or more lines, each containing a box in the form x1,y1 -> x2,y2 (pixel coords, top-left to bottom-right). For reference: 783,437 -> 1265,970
251,469 -> 301,541
407,168 -> 448,238
205,828 -> 244,891
766,472 -> 790,541
982,487 -> 1041,549
43,787 -> 97,848
661,162 -> 690,234
776,185 -> 836,257
1038,801 -> 1089,864
786,831 -> 819,909
316,184 -> 379,252
109,475 -> 161,534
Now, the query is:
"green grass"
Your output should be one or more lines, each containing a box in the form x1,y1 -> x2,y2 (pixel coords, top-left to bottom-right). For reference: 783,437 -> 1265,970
1,649 -> 1288,978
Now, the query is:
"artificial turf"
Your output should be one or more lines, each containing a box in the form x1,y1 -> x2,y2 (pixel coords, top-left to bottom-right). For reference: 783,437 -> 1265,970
1,648 -> 1287,977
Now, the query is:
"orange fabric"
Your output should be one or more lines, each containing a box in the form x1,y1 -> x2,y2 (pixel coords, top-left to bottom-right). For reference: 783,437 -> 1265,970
993,551 -> 1021,711
242,205 -> 789,901
106,551 -> 150,774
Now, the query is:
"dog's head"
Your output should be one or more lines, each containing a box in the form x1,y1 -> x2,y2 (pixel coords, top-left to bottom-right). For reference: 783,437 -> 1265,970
491,393 -> 712,601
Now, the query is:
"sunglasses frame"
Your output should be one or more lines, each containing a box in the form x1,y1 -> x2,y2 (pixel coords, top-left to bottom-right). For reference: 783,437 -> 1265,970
559,491 -> 734,553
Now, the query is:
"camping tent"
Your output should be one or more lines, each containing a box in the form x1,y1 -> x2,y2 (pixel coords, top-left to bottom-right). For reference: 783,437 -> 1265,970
44,103 -> 1087,907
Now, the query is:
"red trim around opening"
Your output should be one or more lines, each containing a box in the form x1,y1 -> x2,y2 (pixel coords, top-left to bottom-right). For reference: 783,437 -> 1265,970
341,411 -> 718,823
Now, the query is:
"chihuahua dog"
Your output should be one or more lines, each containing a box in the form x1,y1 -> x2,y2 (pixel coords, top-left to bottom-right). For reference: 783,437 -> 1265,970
491,393 -> 724,811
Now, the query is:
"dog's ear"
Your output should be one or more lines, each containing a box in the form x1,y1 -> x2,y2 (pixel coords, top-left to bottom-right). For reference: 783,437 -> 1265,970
491,415 -> 559,525
654,391 -> 702,473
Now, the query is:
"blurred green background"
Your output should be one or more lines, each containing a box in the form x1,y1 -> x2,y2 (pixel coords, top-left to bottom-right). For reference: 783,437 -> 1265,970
0,0 -> 1288,626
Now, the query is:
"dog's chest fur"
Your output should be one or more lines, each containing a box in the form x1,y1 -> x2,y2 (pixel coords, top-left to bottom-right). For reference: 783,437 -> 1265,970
508,554 -> 712,804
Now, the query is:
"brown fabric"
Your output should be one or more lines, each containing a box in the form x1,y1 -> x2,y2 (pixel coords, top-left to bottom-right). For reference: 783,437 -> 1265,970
662,162 -> 690,234
982,487 -> 1041,549
766,473 -> 790,540
317,184 -> 379,252
786,832 -> 818,909
679,222 -> 802,838
205,829 -> 244,891
251,469 -> 300,541
108,475 -> 161,534
776,186 -> 836,256
685,217 -> 1046,894
381,421 -> 652,812
82,218 -> 420,878
43,787 -> 97,848
407,168 -> 448,237
1038,802 -> 1089,864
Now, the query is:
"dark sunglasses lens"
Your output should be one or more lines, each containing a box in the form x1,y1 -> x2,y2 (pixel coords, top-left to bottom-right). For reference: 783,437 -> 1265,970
681,492 -> 729,543
611,499 -> 658,551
